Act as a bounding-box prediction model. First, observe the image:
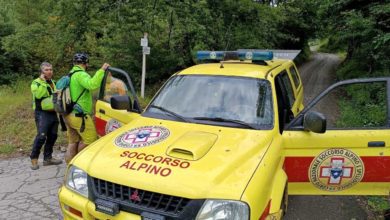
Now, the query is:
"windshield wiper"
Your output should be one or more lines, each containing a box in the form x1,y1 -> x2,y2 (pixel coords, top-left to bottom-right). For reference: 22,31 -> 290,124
193,117 -> 256,129
148,105 -> 188,122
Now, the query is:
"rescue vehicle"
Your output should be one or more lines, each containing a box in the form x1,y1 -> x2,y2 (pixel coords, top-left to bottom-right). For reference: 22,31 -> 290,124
59,50 -> 390,220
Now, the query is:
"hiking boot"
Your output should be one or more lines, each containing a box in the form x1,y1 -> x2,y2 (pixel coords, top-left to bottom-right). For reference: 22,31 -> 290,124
43,157 -> 63,166
31,159 -> 39,170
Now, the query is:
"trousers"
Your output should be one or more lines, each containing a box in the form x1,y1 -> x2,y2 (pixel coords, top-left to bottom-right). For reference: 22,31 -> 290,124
30,110 -> 59,160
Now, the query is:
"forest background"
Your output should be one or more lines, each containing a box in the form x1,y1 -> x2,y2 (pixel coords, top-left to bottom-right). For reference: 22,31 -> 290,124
0,0 -> 387,85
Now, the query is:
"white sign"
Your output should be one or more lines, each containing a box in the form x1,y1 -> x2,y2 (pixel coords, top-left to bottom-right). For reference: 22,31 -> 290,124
140,38 -> 148,47
143,46 -> 150,55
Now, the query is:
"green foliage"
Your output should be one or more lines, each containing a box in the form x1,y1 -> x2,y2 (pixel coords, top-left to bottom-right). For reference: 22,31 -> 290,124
0,0 -> 61,78
335,59 -> 366,80
0,0 -> 319,86
0,3 -> 21,83
336,83 -> 387,128
277,0 -> 319,50
366,196 -> 390,214
318,0 -> 389,79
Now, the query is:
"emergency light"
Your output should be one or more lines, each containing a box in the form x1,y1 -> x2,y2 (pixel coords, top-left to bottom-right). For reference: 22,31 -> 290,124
196,50 -> 274,61
197,51 -> 225,60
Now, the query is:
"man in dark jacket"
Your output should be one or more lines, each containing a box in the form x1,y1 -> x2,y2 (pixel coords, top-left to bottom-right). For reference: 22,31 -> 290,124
30,62 -> 62,170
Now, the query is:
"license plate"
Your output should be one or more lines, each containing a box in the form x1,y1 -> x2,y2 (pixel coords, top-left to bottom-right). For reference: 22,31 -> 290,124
141,212 -> 165,220
95,199 -> 119,216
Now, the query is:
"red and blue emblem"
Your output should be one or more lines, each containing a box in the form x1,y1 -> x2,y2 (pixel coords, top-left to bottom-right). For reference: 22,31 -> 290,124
309,148 -> 364,191
115,126 -> 170,148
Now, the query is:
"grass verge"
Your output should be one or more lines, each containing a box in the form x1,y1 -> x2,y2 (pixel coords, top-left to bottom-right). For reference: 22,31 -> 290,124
0,79 -> 68,157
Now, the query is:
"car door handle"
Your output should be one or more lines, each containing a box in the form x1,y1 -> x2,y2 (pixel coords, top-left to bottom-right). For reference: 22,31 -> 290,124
99,109 -> 106,114
368,141 -> 385,147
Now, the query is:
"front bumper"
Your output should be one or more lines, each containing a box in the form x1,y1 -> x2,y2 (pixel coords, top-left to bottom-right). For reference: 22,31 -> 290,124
59,186 -> 141,220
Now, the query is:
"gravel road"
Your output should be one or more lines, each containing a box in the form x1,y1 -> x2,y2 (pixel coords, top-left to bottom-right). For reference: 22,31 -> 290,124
0,152 -> 65,219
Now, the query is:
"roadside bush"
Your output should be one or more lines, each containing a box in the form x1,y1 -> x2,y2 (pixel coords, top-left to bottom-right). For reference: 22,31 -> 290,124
336,83 -> 387,128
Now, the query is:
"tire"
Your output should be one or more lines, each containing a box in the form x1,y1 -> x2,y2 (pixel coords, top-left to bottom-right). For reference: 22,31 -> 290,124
281,184 -> 288,218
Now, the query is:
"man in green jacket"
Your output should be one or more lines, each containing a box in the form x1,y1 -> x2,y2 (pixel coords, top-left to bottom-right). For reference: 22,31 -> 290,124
64,53 -> 110,163
30,62 -> 63,170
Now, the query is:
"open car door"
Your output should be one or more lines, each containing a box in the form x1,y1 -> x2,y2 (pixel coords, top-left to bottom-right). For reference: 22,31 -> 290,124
95,67 -> 141,136
283,78 -> 390,195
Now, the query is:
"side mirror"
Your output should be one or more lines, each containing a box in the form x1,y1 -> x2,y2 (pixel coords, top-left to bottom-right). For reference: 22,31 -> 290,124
303,111 -> 326,133
110,95 -> 132,110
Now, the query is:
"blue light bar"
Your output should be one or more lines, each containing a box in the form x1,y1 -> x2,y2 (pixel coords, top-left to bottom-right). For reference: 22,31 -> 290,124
238,51 -> 273,61
197,51 -> 225,60
238,49 -> 300,60
196,50 -> 273,61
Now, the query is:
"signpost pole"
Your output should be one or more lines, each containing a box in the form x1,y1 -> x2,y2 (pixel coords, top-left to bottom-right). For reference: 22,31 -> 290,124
140,32 -> 149,98
141,52 -> 146,98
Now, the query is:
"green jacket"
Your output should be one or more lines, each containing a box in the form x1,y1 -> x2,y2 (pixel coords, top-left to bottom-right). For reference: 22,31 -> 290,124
31,78 -> 56,110
69,65 -> 105,114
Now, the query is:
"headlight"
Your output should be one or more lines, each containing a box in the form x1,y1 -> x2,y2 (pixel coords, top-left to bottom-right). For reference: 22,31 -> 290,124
65,165 -> 88,197
196,200 -> 249,220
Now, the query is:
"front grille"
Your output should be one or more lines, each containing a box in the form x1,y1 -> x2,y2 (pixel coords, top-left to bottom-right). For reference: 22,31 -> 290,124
91,177 -> 191,216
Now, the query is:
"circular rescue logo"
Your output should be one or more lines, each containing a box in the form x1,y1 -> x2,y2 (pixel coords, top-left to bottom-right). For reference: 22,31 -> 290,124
105,119 -> 122,134
309,148 -> 365,192
210,51 -> 217,59
114,126 -> 170,148
245,52 -> 253,60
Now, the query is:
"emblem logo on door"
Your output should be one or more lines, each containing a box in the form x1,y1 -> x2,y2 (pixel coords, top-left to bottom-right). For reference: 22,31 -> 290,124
309,148 -> 365,191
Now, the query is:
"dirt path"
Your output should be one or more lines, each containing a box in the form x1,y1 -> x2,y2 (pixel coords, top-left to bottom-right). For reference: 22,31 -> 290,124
284,52 -> 371,220
299,52 -> 340,104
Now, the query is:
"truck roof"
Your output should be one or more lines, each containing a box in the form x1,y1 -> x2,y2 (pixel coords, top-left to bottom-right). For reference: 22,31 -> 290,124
178,59 -> 290,79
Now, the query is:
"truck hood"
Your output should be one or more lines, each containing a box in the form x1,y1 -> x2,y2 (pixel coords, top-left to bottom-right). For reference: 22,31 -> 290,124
74,116 -> 274,200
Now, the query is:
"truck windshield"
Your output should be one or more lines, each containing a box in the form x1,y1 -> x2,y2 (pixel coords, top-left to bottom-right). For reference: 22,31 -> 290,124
144,75 -> 273,129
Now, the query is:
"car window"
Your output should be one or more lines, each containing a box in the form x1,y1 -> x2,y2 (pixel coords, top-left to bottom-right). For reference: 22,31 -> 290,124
99,71 -> 130,103
280,71 -> 295,108
289,66 -> 301,88
144,75 -> 274,129
310,82 -> 388,129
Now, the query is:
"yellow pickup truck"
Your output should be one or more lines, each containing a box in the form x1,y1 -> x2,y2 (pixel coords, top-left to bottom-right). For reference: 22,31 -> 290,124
59,50 -> 390,220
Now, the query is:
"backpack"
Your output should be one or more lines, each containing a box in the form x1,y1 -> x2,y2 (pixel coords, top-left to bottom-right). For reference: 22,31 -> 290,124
53,70 -> 85,115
